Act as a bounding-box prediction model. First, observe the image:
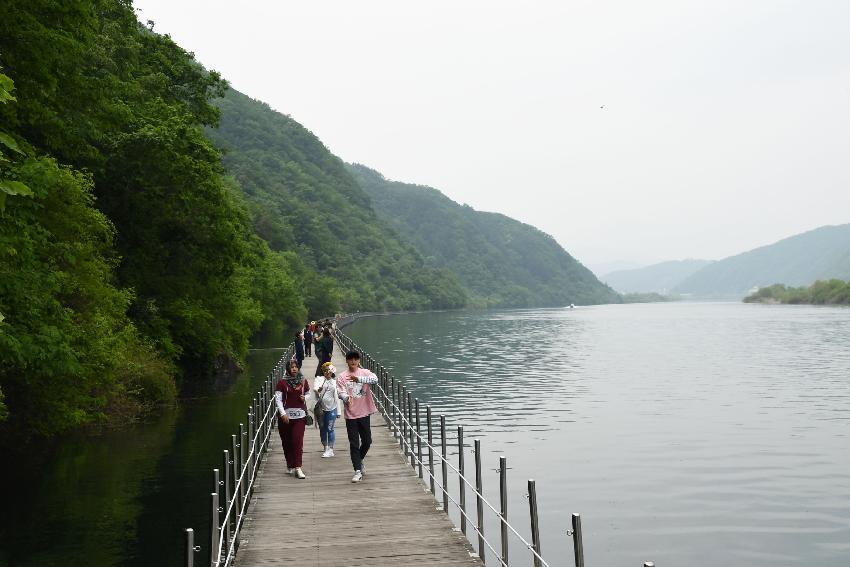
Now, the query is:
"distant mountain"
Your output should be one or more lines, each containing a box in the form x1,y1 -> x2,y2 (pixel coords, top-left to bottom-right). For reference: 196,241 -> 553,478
590,260 -> 645,277
674,224 -> 850,297
347,164 -> 621,307
603,259 -> 714,294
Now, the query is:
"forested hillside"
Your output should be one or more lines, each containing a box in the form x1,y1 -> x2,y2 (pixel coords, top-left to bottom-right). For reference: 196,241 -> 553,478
603,259 -> 713,294
0,0 -> 306,440
674,224 -> 850,297
347,164 -> 620,307
207,89 -> 468,313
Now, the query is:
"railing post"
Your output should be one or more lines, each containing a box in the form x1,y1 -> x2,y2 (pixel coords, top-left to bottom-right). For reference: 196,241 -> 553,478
440,415 -> 448,513
407,392 -> 415,468
572,513 -> 585,567
391,376 -> 397,437
475,439 -> 485,563
426,405 -> 435,493
528,479 -> 542,567
402,386 -> 409,455
458,425 -> 466,535
231,435 -> 241,523
247,410 -> 254,489
211,469 -> 220,566
415,399 -> 423,479
185,528 -> 195,567
222,450 -> 231,556
500,456 -> 508,566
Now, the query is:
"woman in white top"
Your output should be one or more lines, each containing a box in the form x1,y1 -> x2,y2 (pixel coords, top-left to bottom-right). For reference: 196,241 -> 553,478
314,362 -> 343,457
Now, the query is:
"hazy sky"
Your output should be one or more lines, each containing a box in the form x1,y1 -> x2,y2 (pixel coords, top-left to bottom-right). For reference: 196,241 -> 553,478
135,0 -> 850,273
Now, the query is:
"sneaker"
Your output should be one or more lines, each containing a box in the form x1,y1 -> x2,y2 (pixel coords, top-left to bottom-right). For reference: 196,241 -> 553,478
295,467 -> 306,479
286,468 -> 294,475
328,448 -> 334,457
321,449 -> 331,458
351,470 -> 363,483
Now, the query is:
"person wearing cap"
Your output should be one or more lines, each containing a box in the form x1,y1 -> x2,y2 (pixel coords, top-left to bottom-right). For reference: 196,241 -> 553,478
274,359 -> 310,479
313,362 -> 343,458
336,350 -> 378,483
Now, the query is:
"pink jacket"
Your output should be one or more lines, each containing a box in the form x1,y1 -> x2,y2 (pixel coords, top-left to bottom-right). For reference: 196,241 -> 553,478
336,368 -> 378,419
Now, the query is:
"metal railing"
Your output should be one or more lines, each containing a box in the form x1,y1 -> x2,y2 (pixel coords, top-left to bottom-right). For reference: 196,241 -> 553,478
184,343 -> 295,567
335,328 -> 657,567
183,321 -> 657,567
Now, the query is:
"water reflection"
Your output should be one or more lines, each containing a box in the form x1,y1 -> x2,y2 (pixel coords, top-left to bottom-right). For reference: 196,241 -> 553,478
0,347 -> 281,567
347,303 -> 850,567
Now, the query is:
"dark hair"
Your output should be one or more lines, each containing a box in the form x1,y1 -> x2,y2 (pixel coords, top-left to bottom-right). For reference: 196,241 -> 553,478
345,350 -> 361,361
322,328 -> 331,337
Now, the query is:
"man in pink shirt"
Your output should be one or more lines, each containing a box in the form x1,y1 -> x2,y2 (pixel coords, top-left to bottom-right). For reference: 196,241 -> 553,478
336,350 -> 378,483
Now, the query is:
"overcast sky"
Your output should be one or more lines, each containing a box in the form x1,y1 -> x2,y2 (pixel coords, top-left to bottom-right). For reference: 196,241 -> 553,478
135,0 -> 850,274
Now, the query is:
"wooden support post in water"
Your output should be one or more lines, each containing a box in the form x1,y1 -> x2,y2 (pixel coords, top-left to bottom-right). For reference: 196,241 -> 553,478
572,513 -> 585,567
528,479 -> 541,567
185,528 -> 195,567
415,399 -> 423,479
427,405 -> 435,493
440,414 -> 448,513
458,425 -> 467,535
475,439 -> 485,564
500,456 -> 508,566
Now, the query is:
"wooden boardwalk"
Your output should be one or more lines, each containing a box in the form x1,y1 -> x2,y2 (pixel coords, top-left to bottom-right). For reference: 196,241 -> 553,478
234,344 -> 482,566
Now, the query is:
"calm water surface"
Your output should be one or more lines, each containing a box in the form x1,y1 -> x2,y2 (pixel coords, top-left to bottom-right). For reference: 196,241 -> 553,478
0,347 -> 282,567
346,302 -> 850,566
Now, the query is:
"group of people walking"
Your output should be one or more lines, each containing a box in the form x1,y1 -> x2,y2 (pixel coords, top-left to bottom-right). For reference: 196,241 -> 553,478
274,333 -> 377,483
293,319 -> 335,374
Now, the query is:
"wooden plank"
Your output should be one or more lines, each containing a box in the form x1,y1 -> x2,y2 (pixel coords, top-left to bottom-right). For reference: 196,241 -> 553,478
233,344 -> 482,566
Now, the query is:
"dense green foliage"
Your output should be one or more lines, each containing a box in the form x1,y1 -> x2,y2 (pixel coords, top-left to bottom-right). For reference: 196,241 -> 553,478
347,164 -> 620,307
675,224 -> 850,297
0,1 -> 306,439
207,89 -> 468,313
603,259 -> 713,294
744,280 -> 850,305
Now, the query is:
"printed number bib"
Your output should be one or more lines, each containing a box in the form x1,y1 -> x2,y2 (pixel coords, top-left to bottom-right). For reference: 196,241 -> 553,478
285,408 -> 306,419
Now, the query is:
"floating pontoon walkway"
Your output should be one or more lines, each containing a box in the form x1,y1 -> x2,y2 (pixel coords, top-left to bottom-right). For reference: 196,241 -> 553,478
233,344 -> 482,566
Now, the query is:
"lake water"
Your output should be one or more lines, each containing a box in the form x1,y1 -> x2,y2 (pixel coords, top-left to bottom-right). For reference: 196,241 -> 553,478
345,302 -> 850,566
1,302 -> 847,566
0,347 -> 282,567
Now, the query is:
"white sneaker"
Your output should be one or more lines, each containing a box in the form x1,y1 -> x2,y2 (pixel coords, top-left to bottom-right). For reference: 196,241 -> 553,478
321,449 -> 331,458
351,470 -> 363,483
295,467 -> 306,479
286,468 -> 294,475
328,448 -> 334,457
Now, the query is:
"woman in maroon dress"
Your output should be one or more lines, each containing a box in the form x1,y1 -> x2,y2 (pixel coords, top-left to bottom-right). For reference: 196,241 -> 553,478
274,359 -> 310,479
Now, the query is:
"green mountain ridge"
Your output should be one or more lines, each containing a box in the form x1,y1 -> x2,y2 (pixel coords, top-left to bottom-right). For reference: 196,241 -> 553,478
207,88 -> 468,313
674,224 -> 850,297
347,164 -> 620,307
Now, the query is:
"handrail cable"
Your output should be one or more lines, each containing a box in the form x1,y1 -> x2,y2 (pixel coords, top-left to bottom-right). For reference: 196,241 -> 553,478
335,330 -> 551,567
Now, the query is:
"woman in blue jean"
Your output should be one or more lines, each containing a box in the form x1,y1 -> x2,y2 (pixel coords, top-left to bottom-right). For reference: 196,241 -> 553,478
313,362 -> 342,457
